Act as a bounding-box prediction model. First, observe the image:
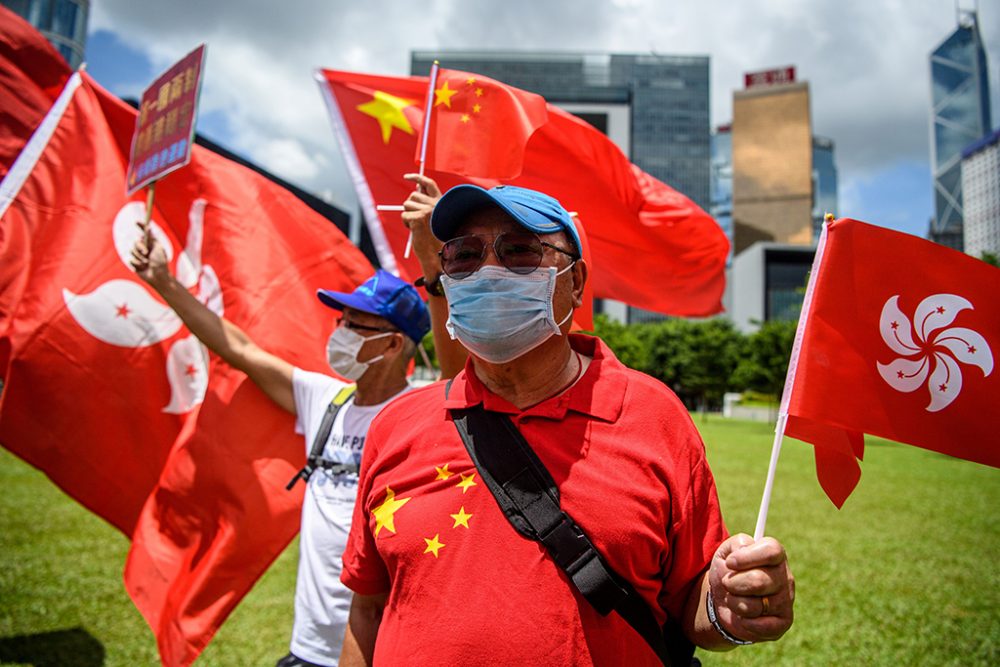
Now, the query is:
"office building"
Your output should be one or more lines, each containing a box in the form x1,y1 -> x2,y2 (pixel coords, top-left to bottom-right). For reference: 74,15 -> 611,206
812,136 -> 838,238
710,125 -> 733,265
730,242 -> 815,333
713,125 -> 838,260
2,0 -> 89,69
961,128 -> 1000,259
929,10 -> 993,251
731,67 -> 813,256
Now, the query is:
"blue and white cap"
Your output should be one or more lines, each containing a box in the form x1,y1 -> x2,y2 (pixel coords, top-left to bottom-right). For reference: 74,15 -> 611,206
431,184 -> 582,256
317,270 -> 430,343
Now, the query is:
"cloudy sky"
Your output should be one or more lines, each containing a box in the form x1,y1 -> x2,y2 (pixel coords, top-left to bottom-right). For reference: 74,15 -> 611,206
84,0 -> 1000,239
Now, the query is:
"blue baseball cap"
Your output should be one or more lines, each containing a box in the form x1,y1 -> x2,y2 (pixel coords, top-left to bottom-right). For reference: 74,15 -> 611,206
317,270 -> 430,343
431,184 -> 582,256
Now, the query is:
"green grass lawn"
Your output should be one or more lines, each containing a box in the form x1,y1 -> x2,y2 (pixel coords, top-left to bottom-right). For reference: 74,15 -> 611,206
2,415 -> 998,665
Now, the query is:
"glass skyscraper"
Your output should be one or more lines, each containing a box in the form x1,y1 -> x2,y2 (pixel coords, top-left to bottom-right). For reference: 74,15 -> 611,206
2,0 -> 89,69
710,125 -> 733,264
929,10 -> 993,251
812,136 -> 838,239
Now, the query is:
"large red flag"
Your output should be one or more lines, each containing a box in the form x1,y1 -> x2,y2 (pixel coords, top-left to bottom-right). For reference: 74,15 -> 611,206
782,219 -> 999,507
420,67 -> 548,179
0,4 -> 71,178
0,70 -> 373,665
0,6 -> 72,360
318,68 -> 728,317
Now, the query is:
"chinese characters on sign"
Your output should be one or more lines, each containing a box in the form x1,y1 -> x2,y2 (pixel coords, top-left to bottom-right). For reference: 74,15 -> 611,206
743,66 -> 796,89
126,44 -> 206,195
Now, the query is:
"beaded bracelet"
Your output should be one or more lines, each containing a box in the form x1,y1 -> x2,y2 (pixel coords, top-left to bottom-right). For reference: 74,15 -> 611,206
706,589 -> 754,646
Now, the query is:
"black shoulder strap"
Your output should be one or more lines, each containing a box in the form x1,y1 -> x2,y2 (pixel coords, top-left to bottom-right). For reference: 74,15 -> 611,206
450,405 -> 695,667
286,385 -> 357,490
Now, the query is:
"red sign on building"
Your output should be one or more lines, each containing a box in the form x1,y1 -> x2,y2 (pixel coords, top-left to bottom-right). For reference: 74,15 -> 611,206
744,66 -> 796,90
126,44 -> 206,195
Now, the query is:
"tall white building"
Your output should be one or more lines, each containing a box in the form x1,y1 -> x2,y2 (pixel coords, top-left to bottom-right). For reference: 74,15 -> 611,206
961,129 -> 1000,258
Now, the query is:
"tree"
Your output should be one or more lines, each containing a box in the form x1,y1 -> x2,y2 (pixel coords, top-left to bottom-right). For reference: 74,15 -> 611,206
644,318 -> 741,411
587,314 -> 648,370
731,319 -> 797,399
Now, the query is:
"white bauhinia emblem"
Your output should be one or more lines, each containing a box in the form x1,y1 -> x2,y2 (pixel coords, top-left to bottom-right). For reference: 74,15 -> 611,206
876,294 -> 993,412
63,199 -> 222,414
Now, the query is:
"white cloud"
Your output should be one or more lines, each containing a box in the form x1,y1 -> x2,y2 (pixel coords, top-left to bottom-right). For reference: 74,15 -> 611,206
86,0 -> 1000,230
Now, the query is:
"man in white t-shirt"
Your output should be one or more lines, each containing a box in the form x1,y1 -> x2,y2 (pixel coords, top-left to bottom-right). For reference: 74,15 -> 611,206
131,237 -> 431,667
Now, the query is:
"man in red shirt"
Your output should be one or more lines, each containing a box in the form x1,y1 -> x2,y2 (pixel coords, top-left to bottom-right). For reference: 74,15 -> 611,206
339,184 -> 794,665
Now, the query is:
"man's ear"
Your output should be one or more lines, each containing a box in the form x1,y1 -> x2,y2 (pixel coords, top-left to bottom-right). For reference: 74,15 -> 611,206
386,331 -> 406,356
571,259 -> 588,309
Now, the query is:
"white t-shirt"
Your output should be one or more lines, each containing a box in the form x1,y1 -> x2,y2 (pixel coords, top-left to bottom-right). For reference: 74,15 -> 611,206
289,368 -> 412,666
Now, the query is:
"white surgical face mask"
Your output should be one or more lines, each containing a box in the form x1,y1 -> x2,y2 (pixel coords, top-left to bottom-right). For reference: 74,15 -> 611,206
326,326 -> 393,381
441,263 -> 574,364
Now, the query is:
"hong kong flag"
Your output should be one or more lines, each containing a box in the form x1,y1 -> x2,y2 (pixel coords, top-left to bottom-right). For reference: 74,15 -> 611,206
317,68 -> 728,318
781,219 -> 999,507
0,70 -> 372,665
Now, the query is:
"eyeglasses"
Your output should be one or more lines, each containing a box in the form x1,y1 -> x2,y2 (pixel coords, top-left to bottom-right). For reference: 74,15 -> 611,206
438,231 -> 579,280
341,321 -> 397,335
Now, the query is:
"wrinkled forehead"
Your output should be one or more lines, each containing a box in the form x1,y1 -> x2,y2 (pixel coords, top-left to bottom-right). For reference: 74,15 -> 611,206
454,206 -> 569,246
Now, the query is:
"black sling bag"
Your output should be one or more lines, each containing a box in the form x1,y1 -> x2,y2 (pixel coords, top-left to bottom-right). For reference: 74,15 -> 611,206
450,403 -> 697,667
286,385 -> 357,490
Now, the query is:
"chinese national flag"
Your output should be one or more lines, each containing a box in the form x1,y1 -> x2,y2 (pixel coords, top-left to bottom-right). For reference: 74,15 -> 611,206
420,67 -> 548,179
0,4 -> 71,177
318,68 -> 728,318
783,219 -> 999,507
0,70 -> 372,665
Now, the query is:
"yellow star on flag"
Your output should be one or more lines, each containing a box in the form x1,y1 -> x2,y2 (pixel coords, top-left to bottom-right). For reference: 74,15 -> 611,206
456,472 -> 477,493
466,77 -> 476,85
460,113 -> 471,123
424,533 -> 445,557
435,464 -> 454,481
357,91 -> 416,144
373,486 -> 411,536
450,506 -> 472,529
473,103 -> 482,113
434,80 -> 459,108
475,88 -> 484,97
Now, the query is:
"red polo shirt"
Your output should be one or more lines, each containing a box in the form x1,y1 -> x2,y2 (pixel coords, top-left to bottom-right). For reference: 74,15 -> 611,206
342,334 -> 727,666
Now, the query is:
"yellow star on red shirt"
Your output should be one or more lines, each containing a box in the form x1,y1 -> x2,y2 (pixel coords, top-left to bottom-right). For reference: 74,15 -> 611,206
450,507 -> 472,529
372,486 -> 411,536
456,472 -> 477,493
424,533 -> 445,557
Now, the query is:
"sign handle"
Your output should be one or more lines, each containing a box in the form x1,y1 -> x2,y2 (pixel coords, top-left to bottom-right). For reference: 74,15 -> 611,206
142,180 -> 157,245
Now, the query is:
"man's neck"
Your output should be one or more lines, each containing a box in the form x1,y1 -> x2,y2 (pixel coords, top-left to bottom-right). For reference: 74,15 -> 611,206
472,335 -> 586,410
354,365 -> 409,406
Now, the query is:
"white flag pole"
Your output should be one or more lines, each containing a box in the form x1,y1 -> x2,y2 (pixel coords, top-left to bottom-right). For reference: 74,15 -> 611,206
417,60 -> 440,175
753,215 -> 833,541
402,60 -> 440,259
